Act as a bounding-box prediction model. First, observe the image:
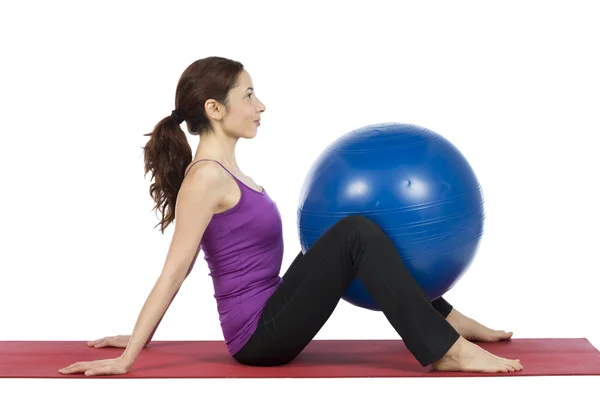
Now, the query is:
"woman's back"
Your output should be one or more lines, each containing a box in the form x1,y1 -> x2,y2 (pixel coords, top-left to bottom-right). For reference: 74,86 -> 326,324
185,159 -> 284,356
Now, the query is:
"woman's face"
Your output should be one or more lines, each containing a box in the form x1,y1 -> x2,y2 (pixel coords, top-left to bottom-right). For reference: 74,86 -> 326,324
218,69 -> 266,139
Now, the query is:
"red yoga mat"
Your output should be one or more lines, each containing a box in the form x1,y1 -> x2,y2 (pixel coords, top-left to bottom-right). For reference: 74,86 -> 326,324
1,338 -> 599,378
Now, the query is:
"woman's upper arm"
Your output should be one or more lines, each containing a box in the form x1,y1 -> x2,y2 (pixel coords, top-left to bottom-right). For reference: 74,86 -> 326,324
159,162 -> 229,283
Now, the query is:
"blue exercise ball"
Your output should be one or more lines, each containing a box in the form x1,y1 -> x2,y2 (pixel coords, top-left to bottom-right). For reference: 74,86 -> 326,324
297,123 -> 485,311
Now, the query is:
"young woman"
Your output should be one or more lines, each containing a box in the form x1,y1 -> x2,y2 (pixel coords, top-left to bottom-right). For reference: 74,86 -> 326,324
59,56 -> 522,377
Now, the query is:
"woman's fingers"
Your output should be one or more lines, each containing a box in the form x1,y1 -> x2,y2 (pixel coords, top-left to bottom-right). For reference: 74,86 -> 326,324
88,336 -> 114,347
59,361 -> 87,374
59,358 -> 127,376
85,365 -> 111,376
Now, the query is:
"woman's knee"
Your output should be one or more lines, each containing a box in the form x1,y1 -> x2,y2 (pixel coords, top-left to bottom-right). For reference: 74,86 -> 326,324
328,215 -> 384,244
338,215 -> 381,232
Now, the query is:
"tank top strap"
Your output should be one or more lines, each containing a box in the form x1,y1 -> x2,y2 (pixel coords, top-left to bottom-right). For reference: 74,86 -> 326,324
184,158 -> 238,180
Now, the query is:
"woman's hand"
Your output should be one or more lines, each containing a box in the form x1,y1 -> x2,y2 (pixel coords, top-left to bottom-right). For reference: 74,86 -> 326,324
87,334 -> 134,348
58,356 -> 130,376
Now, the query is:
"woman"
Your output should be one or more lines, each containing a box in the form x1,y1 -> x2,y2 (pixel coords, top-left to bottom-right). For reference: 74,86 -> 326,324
59,56 -> 522,376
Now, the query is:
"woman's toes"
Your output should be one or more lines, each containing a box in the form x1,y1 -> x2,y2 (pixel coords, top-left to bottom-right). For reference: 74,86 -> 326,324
509,360 -> 522,370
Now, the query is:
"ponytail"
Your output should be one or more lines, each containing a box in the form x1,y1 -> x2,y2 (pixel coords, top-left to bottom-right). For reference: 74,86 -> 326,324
142,113 -> 192,234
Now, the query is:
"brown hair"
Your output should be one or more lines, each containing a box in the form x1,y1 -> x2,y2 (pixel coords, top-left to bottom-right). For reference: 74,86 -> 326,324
141,56 -> 245,233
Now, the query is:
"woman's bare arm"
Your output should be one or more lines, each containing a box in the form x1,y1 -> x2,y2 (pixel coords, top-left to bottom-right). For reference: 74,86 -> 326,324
120,162 -> 229,368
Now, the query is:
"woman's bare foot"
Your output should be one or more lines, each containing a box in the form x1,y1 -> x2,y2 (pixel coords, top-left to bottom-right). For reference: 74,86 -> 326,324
446,308 -> 513,342
432,336 -> 523,373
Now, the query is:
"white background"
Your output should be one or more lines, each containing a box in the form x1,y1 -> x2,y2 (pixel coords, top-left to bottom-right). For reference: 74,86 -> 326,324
1,0 -> 599,398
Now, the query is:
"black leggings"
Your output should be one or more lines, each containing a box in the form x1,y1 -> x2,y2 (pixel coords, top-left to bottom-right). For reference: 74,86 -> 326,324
232,215 -> 461,367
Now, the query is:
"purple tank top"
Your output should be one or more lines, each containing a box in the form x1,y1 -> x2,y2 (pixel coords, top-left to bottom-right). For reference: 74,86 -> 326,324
184,159 -> 284,355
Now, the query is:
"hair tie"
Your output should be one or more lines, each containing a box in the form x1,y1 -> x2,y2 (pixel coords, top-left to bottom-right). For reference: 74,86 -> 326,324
171,110 -> 185,124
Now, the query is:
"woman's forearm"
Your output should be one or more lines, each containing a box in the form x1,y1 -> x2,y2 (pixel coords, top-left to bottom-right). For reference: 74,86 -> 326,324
120,276 -> 183,368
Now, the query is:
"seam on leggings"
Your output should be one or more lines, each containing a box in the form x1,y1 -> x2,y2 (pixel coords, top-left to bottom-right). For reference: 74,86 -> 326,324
379,260 -> 443,362
258,238 -> 348,326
